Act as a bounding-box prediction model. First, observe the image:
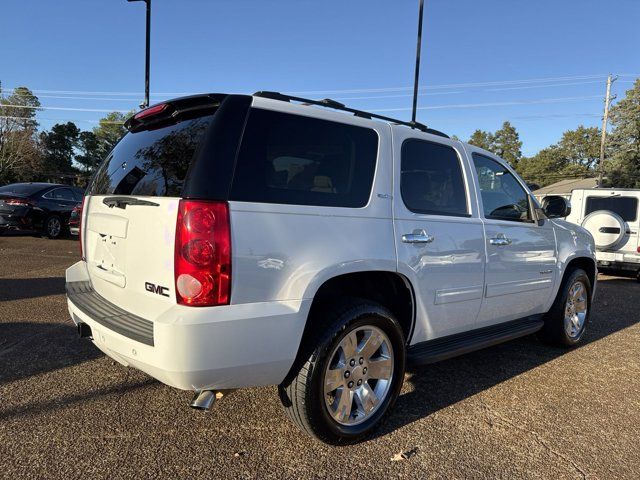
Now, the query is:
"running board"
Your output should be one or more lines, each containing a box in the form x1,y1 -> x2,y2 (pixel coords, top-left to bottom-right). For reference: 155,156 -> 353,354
407,316 -> 544,366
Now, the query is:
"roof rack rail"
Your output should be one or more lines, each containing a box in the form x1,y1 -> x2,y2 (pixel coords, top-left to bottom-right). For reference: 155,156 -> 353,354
253,91 -> 449,138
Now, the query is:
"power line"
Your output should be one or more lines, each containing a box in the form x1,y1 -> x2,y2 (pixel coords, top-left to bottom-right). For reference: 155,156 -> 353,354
3,93 -> 141,102
510,113 -> 601,120
2,94 -> 603,115
0,78 -> 608,106
370,95 -> 603,112
0,104 -> 130,113
288,74 -> 610,95
333,80 -> 607,102
0,115 -> 124,124
1,73 -> 611,98
483,79 -> 605,92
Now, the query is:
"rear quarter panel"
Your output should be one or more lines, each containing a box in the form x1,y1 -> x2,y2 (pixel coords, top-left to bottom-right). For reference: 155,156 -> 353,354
229,100 -> 395,305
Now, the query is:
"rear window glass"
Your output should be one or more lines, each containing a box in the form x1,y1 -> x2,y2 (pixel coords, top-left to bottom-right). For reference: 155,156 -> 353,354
88,116 -> 213,196
0,184 -> 47,196
586,196 -> 638,221
230,109 -> 378,208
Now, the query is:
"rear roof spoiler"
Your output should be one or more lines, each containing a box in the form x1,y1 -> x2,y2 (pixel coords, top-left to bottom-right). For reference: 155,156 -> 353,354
124,94 -> 229,132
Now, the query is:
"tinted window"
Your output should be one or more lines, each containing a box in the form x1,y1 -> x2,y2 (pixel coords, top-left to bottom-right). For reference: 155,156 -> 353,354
401,139 -> 468,216
472,153 -> 531,222
88,115 -> 214,196
48,188 -> 76,201
586,196 -> 638,222
230,109 -> 378,208
0,184 -> 47,196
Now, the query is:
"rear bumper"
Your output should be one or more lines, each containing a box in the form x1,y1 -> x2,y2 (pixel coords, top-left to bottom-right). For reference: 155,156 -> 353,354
596,250 -> 640,274
65,261 -> 309,391
0,212 -> 33,230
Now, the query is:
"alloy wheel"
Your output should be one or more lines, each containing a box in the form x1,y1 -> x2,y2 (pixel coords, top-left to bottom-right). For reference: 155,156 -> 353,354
323,325 -> 394,426
564,280 -> 587,338
47,217 -> 61,238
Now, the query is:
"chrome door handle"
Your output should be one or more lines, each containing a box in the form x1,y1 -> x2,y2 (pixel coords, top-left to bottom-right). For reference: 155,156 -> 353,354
489,234 -> 512,246
402,229 -> 434,244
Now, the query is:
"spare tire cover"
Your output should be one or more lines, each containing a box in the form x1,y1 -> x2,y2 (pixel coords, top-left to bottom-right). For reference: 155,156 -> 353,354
581,210 -> 626,249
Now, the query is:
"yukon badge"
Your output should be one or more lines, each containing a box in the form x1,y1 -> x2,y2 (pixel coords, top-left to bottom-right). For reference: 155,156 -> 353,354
145,281 -> 170,297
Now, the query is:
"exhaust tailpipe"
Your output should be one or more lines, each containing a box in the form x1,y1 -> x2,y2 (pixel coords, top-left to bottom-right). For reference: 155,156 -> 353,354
77,322 -> 92,339
190,390 -> 217,410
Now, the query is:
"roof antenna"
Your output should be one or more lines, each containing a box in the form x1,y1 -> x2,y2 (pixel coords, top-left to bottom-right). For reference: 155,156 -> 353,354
411,0 -> 425,126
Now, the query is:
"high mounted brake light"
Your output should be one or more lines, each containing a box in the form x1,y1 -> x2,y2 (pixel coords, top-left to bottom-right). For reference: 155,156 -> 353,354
134,103 -> 168,120
175,200 -> 231,307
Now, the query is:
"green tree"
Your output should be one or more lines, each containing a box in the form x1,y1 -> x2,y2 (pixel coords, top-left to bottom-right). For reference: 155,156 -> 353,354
517,146 -> 566,187
0,87 -> 42,182
606,79 -> 640,187
492,121 -> 522,167
75,131 -> 102,172
93,111 -> 128,159
40,122 -> 80,173
468,129 -> 494,151
557,125 -> 601,169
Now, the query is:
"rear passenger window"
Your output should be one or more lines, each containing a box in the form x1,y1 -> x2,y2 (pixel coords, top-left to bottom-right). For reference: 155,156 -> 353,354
48,188 -> 76,201
230,109 -> 378,208
400,139 -> 468,216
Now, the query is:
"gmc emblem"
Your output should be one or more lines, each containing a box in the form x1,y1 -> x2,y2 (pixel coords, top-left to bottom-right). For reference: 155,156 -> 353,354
145,282 -> 170,297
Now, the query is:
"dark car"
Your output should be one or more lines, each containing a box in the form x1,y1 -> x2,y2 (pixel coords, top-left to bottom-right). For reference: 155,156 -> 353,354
0,183 -> 84,238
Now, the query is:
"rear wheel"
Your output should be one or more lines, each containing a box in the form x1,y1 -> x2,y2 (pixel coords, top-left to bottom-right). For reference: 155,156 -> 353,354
279,300 -> 406,444
44,215 -> 63,239
540,268 -> 591,346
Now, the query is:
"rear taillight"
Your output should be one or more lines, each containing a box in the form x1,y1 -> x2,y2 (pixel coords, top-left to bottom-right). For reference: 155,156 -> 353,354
5,198 -> 33,206
79,197 -> 87,260
174,200 -> 231,307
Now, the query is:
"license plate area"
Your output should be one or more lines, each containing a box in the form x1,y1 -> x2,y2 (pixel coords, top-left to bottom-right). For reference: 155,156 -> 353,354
95,234 -> 126,271
90,233 -> 128,287
86,213 -> 130,288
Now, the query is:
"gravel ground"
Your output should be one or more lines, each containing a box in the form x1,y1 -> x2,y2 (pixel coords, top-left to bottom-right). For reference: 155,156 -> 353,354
0,234 -> 638,479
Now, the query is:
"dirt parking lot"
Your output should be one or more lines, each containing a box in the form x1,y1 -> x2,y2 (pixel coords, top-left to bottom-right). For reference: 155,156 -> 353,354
0,234 -> 638,479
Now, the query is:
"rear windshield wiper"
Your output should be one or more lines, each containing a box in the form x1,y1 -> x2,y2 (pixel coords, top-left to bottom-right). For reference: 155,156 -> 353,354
103,196 -> 159,209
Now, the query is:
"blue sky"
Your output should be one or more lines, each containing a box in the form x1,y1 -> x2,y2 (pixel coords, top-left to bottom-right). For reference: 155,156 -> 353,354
2,0 -> 639,156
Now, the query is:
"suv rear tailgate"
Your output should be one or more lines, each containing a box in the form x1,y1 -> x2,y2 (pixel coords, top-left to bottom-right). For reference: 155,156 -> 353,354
83,195 -> 179,319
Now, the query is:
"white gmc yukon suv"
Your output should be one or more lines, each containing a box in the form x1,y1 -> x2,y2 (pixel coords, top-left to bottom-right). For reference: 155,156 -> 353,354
66,92 -> 597,444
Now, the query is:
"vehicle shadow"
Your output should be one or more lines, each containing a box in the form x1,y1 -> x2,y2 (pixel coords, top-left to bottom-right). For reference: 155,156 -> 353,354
374,275 -> 639,439
0,322 -> 102,385
0,277 -> 66,302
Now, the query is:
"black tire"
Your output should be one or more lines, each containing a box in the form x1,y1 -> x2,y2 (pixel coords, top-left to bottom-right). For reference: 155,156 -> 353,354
278,300 -> 406,444
44,215 -> 64,239
539,268 -> 592,347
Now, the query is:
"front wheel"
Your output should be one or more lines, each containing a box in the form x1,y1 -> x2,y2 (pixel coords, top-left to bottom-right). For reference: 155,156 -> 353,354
279,301 -> 406,444
540,268 -> 592,346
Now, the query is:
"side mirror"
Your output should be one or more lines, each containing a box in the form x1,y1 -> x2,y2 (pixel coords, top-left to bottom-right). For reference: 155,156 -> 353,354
542,195 -> 571,219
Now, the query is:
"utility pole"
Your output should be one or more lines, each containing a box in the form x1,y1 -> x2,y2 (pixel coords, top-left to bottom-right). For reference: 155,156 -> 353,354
128,0 -> 151,109
598,74 -> 617,185
411,0 -> 425,126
